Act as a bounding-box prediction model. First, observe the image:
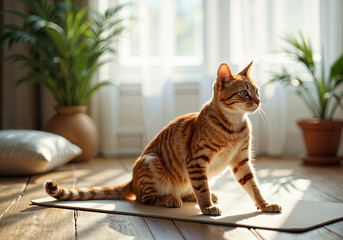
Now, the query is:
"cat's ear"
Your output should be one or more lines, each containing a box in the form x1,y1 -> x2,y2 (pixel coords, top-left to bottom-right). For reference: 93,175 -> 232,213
238,61 -> 253,76
217,63 -> 233,84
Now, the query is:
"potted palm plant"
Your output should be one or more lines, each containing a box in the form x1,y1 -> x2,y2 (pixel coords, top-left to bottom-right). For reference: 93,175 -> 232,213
1,0 -> 125,161
270,33 -> 343,165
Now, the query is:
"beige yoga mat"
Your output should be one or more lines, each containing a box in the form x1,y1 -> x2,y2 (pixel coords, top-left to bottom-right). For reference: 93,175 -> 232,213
32,192 -> 343,232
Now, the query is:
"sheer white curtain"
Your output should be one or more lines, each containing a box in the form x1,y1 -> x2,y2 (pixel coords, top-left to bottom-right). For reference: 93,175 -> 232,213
227,0 -> 321,156
88,0 -> 120,155
137,0 -> 175,143
117,0 -> 204,148
320,0 -> 343,74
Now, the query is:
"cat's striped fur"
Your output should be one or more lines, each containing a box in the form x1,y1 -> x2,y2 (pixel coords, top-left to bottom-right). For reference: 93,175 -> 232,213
45,62 -> 282,216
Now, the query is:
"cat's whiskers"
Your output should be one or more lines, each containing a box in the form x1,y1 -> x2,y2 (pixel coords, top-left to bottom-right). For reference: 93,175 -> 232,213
257,104 -> 267,126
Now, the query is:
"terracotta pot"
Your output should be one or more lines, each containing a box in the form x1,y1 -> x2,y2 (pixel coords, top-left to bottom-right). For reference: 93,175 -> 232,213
297,119 -> 343,165
44,106 -> 99,161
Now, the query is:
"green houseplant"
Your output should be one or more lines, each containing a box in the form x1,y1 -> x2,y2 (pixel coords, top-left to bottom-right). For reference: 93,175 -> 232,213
1,0 -> 124,105
270,33 -> 343,165
1,0 -> 125,160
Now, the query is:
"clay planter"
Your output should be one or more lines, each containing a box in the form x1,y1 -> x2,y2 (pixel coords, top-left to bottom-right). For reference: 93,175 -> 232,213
45,106 -> 99,161
297,119 -> 343,165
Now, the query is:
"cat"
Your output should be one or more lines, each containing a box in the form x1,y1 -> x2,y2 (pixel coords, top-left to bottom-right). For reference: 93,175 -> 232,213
45,62 -> 282,216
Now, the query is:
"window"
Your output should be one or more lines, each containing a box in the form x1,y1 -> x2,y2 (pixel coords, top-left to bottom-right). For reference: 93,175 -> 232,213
118,0 -> 204,83
229,0 -> 320,66
175,0 -> 203,58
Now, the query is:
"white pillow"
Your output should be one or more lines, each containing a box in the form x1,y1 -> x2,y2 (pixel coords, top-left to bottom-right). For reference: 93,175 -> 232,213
0,130 -> 82,175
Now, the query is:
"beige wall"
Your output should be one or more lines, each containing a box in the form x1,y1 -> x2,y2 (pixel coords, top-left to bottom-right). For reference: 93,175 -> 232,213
1,1 -> 59,130
1,1 -> 38,130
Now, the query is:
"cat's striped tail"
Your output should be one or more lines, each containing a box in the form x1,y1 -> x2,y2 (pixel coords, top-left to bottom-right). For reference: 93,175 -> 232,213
44,179 -> 134,201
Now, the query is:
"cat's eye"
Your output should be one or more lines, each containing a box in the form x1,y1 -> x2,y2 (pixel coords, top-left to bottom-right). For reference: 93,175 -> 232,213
240,90 -> 249,97
256,89 -> 259,96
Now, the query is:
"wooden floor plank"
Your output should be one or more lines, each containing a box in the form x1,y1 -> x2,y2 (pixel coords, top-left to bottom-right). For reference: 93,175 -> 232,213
174,220 -> 260,240
72,158 -> 132,187
324,221 -> 343,239
77,212 -> 154,240
254,226 -> 343,240
144,217 -> 185,240
254,163 -> 341,203
256,158 -> 343,202
292,164 -> 343,202
119,158 -> 136,173
0,176 -> 29,217
0,164 -> 76,240
74,158 -> 154,240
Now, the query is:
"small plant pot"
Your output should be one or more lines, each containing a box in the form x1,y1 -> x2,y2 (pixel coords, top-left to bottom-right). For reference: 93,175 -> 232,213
297,119 -> 343,165
44,106 -> 99,161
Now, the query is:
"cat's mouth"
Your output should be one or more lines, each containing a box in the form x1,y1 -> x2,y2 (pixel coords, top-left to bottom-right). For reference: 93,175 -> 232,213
247,104 -> 260,112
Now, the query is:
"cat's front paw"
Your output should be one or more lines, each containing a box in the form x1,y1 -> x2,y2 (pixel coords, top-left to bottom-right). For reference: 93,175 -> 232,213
201,205 -> 222,216
259,203 -> 282,213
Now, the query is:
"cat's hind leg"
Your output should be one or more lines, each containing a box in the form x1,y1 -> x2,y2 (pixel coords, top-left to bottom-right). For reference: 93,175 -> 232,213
182,193 -> 197,202
133,154 -> 183,208
141,195 -> 183,208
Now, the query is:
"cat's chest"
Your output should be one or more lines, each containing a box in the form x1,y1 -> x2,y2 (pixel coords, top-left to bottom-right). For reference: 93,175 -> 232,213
207,140 -> 244,178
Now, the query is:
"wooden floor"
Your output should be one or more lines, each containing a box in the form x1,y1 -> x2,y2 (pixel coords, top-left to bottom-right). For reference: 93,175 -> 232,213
0,157 -> 342,240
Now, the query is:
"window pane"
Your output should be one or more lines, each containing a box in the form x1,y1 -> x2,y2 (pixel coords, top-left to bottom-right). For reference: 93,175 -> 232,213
175,0 -> 203,57
231,0 -> 319,57
129,0 -> 139,57
148,0 -> 160,56
123,0 -> 160,57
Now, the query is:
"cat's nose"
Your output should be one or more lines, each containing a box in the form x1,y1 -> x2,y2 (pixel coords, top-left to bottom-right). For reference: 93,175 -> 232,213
253,98 -> 260,105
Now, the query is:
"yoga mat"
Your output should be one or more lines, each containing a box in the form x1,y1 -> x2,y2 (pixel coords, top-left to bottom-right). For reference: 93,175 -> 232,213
32,192 -> 343,232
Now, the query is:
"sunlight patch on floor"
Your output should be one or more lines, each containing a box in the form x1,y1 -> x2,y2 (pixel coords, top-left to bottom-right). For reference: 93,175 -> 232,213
256,168 -> 312,200
257,169 -> 294,178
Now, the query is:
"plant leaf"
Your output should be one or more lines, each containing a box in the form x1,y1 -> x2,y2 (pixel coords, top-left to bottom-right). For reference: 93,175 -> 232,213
330,54 -> 343,80
43,22 -> 68,56
82,81 -> 114,104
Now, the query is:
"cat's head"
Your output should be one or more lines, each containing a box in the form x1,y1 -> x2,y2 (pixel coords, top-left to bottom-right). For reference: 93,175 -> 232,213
213,62 -> 260,114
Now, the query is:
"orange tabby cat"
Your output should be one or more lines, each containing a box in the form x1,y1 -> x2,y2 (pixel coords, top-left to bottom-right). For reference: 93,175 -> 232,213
45,62 -> 282,216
